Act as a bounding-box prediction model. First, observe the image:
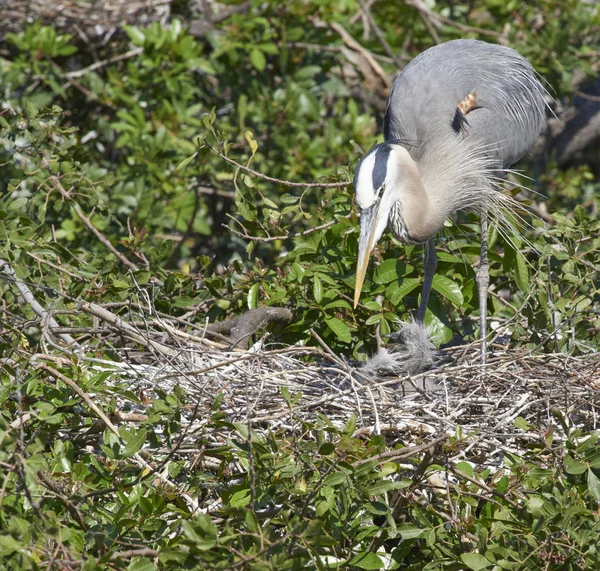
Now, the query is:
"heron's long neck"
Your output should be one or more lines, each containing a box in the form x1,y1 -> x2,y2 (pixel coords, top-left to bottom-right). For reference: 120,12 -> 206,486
391,155 -> 448,243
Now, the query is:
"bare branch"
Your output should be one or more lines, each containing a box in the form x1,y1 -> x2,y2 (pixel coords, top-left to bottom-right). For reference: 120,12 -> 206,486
0,259 -> 77,346
65,48 -> 143,79
404,0 -> 503,40
226,216 -> 349,243
51,176 -> 140,271
205,144 -> 350,188
357,0 -> 405,69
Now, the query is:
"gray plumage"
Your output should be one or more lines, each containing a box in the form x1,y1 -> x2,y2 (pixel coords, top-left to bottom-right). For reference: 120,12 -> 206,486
384,39 -> 546,170
353,39 -> 547,374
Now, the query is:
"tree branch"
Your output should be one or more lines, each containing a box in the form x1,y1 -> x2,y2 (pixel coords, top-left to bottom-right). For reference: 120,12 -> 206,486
0,259 -> 77,346
51,176 -> 141,272
205,144 -> 349,188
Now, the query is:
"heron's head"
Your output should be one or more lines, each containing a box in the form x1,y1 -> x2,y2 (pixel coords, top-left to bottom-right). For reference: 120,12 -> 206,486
353,142 -> 414,308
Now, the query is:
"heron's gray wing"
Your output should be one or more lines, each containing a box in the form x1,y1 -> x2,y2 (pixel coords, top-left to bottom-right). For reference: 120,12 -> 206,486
384,39 -> 546,169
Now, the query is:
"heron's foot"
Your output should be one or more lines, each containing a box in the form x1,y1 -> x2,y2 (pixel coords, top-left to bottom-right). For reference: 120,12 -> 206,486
363,321 -> 437,376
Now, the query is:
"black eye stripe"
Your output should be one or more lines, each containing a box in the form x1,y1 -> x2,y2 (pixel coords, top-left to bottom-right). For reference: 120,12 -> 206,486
372,145 -> 391,190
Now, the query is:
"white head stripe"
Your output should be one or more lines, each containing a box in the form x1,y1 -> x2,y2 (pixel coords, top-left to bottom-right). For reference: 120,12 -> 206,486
355,148 -> 379,209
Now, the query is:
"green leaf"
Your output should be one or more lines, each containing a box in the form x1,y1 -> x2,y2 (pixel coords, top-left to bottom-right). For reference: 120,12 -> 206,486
587,469 -> 600,501
397,524 -> 424,540
324,317 -> 351,343
280,193 -> 298,204
365,480 -> 411,496
460,553 -> 492,570
348,552 -> 384,570
374,259 -> 410,284
514,252 -> 529,293
514,416 -> 533,431
386,278 -> 420,306
127,557 -> 157,571
245,509 -> 259,533
229,488 -> 251,507
244,130 -> 258,154
313,276 -> 323,304
431,275 -> 463,305
564,454 -> 588,475
323,472 -> 347,486
123,25 -> 146,46
527,496 -> 545,518
319,442 -> 336,455
176,152 -> 198,170
120,427 -> 147,457
424,308 -> 453,345
249,48 -> 266,71
0,535 -> 22,556
344,413 -> 357,435
181,519 -> 217,550
248,283 -> 259,309
454,461 -> 474,477
323,299 -> 352,310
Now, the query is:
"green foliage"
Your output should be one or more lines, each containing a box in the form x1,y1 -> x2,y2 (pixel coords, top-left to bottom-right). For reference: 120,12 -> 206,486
1,368 -> 600,569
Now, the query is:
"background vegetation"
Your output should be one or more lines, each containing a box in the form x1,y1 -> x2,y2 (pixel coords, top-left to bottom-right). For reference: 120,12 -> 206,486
0,0 -> 599,569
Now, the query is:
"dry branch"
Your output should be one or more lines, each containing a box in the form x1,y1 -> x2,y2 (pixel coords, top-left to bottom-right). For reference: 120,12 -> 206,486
0,258 -> 77,346
204,143 -> 349,188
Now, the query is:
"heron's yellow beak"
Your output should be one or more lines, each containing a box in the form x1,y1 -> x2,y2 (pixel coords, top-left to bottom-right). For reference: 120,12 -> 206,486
354,206 -> 378,308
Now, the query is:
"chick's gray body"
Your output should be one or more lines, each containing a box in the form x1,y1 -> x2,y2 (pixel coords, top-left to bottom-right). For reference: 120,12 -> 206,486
384,39 -> 546,171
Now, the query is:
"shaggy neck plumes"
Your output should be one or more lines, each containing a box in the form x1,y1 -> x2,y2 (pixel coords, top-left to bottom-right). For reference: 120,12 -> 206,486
384,147 -> 449,244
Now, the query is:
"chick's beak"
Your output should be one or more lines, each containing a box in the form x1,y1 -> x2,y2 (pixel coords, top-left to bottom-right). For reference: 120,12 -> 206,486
354,205 -> 378,308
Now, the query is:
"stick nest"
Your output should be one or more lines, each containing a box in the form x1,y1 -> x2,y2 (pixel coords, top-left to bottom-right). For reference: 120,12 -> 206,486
24,297 -> 600,462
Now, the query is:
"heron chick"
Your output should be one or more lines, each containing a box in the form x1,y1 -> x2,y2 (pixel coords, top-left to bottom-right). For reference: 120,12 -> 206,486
353,39 -> 547,367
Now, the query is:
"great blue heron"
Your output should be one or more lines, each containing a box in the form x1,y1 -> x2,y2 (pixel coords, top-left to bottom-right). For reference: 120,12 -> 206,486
353,39 -> 546,366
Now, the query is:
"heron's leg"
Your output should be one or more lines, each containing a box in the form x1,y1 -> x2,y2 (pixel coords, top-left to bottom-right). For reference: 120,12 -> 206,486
417,238 -> 437,324
476,210 -> 489,364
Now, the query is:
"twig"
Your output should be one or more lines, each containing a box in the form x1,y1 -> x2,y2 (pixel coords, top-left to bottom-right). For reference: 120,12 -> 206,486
205,143 -> 349,188
309,329 -> 348,369
287,41 -> 404,65
415,8 -> 441,44
0,258 -> 77,346
226,216 -> 348,242
448,464 -> 518,508
77,301 -> 178,357
110,548 -> 159,561
357,0 -> 404,68
353,433 -> 449,465
326,20 -> 391,95
37,364 -> 124,439
575,89 -> 600,103
26,252 -> 89,282
37,470 -> 88,531
51,176 -> 140,272
404,0 -> 502,39
65,48 -> 143,79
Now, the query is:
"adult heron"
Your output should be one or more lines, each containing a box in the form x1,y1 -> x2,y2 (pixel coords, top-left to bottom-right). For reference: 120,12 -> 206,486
353,39 -> 546,366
